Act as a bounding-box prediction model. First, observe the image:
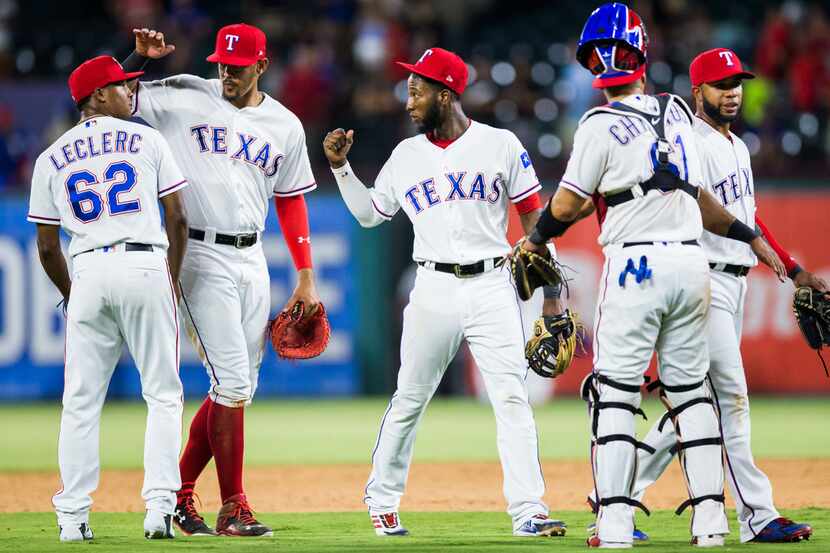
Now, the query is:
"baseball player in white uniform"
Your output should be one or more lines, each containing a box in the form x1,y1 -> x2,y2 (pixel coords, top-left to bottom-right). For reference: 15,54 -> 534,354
519,4 -> 785,548
28,56 -> 188,541
123,25 -> 321,536
324,47 -> 566,538
626,48 -> 823,544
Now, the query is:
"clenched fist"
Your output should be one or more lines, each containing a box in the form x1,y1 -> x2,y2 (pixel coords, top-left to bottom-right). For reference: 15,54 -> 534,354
323,128 -> 354,169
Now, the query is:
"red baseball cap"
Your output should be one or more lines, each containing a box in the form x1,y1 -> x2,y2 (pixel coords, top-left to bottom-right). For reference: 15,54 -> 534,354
206,23 -> 267,66
396,48 -> 468,96
68,56 -> 144,104
689,48 -> 755,87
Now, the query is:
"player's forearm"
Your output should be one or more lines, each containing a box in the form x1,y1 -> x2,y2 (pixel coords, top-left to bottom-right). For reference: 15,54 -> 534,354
755,215 -> 801,278
330,162 -> 384,228
164,209 -> 188,284
37,240 -> 71,299
697,188 -> 759,242
274,195 -> 313,270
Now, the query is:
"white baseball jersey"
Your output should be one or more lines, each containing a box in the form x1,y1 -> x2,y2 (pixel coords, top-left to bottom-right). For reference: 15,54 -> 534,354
133,75 -> 316,233
27,115 -> 187,256
369,120 -> 540,263
694,117 -> 756,267
558,94 -> 704,246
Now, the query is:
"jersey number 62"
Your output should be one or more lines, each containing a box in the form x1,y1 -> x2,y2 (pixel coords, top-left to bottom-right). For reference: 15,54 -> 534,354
65,161 -> 140,223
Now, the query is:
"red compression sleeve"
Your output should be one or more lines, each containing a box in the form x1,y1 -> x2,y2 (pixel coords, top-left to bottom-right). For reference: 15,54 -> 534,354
755,214 -> 801,278
515,192 -> 543,215
275,195 -> 313,270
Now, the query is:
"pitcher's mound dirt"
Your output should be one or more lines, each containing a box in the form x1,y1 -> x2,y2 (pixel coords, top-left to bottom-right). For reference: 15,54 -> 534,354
5,459 -> 828,514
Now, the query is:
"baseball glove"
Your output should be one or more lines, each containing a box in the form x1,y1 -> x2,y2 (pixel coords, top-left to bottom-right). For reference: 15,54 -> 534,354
793,286 -> 830,376
510,240 -> 567,301
268,302 -> 330,360
525,309 -> 579,378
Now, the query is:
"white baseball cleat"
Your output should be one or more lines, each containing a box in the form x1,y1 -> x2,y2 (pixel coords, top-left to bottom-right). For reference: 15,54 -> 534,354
144,510 -> 175,539
370,511 -> 409,536
59,522 -> 93,542
513,514 -> 567,537
692,534 -> 726,547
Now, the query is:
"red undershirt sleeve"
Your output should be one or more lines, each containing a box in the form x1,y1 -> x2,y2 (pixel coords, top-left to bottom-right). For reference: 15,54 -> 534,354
515,192 -> 543,215
755,214 -> 801,278
274,194 -> 313,270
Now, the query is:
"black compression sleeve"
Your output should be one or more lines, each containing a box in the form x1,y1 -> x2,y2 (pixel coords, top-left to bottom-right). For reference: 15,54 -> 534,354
528,200 -> 573,245
726,219 -> 760,244
122,50 -> 150,73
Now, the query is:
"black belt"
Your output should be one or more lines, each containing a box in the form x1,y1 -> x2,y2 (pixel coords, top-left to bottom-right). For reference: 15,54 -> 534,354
78,242 -> 153,256
623,239 -> 699,248
417,257 -> 504,278
189,228 -> 258,248
709,262 -> 751,277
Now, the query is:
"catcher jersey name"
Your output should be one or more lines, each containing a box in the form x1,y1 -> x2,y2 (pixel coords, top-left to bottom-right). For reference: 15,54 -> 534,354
189,125 -> 283,177
47,129 -> 143,171
28,115 -> 187,256
133,74 -> 316,233
607,101 -> 688,145
370,120 -> 541,264
693,117 -> 757,267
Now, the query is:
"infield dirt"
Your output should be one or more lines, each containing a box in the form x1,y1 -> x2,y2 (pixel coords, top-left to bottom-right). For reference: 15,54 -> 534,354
6,458 -> 828,514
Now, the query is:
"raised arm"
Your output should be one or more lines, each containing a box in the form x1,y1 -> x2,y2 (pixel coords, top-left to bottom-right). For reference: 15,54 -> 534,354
123,28 -> 176,89
323,128 -> 386,228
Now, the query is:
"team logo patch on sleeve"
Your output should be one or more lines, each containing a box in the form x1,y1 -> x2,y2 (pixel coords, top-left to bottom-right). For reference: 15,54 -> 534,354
520,151 -> 532,168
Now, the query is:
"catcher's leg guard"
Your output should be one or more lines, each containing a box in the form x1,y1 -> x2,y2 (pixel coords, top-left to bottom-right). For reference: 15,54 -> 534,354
658,379 -> 728,538
582,374 -> 651,545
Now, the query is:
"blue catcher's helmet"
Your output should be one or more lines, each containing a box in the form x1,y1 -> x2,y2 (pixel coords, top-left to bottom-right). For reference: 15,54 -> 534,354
576,3 -> 649,89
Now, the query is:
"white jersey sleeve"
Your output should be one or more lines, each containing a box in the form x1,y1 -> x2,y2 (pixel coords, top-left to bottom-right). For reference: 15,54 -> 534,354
272,125 -> 317,197
504,131 -> 541,202
558,121 -> 608,198
132,74 -> 201,128
27,154 -> 61,225
368,156 -> 400,220
153,132 -> 188,198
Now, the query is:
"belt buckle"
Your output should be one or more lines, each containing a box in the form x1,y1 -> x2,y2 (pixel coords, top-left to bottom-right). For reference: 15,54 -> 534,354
234,234 -> 247,249
454,264 -> 476,279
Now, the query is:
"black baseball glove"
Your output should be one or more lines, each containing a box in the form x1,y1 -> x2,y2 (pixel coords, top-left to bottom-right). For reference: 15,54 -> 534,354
525,310 -> 579,378
793,286 -> 830,376
510,240 -> 567,301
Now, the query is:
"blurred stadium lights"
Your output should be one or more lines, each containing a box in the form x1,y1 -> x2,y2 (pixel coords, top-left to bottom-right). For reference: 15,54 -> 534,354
530,62 -> 556,86
493,99 -> 518,123
781,131 -> 802,156
742,132 -> 762,156
537,133 -> 562,159
533,98 -> 558,122
490,61 -> 516,87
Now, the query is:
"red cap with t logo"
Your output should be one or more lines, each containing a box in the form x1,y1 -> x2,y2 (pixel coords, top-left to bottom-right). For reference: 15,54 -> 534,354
396,48 -> 468,96
68,56 -> 144,104
689,48 -> 755,87
206,23 -> 267,66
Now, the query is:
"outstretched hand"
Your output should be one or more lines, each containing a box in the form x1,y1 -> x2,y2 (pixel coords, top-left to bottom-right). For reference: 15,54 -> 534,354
132,28 -> 176,59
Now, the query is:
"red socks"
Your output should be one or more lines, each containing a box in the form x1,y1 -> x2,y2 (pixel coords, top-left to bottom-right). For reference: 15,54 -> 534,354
178,396 -> 213,494
207,400 -> 245,502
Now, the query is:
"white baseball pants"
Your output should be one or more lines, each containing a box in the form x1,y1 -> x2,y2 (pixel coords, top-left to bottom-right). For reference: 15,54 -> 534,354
178,238 -> 270,407
53,249 -> 183,526
589,242 -> 728,544
364,265 -> 549,529
633,269 -> 779,542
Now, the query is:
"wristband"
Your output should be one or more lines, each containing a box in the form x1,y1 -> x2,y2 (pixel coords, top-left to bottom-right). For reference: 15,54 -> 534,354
529,200 -> 573,245
726,219 -> 759,244
331,161 -> 352,182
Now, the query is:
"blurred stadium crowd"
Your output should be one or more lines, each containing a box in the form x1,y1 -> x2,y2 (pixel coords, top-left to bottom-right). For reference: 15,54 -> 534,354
0,0 -> 827,193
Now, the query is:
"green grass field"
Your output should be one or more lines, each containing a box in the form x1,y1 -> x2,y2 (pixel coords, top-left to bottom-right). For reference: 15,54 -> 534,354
1,397 -> 828,552
3,397 -> 828,470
